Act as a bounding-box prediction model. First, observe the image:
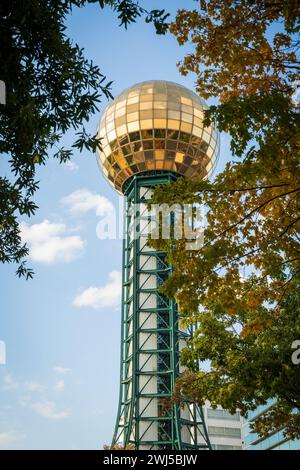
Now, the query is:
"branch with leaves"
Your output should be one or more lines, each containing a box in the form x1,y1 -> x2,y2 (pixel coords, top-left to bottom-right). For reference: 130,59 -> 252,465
0,0 -> 169,277
151,0 -> 300,440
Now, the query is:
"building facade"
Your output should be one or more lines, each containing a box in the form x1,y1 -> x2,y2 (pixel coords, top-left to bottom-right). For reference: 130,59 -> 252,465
200,402 -> 243,450
243,403 -> 300,450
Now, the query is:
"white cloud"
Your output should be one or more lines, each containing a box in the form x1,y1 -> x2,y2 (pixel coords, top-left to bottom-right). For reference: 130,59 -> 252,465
1,374 -> 19,391
54,380 -> 65,392
64,160 -> 79,172
20,219 -> 84,264
0,431 -> 18,447
31,401 -> 69,420
53,366 -> 71,375
62,189 -> 114,217
73,271 -> 122,310
23,381 -> 45,393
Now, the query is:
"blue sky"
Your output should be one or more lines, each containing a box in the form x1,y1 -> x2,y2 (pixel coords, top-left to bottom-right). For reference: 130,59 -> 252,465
0,0 -> 232,449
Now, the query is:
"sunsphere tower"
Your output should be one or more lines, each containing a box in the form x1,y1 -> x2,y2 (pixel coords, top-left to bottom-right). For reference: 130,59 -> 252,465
96,81 -> 219,450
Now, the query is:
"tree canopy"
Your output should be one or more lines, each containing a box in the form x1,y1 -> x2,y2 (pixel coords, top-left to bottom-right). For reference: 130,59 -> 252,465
0,0 -> 169,278
151,0 -> 300,439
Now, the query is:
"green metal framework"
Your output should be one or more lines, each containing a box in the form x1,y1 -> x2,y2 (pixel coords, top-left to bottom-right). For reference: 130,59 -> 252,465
112,172 -> 211,450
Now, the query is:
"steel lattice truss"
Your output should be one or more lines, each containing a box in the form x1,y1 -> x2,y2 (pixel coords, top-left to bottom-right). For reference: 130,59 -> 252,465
112,172 -> 211,450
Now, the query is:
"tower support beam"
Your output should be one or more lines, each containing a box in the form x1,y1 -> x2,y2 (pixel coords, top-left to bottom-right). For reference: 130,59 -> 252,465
112,173 -> 211,450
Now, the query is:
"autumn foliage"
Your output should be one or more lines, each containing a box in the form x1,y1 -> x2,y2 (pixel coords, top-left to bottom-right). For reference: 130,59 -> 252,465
151,0 -> 300,439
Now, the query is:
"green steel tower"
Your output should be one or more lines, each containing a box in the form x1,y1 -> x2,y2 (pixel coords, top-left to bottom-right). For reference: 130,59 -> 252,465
96,81 -> 219,450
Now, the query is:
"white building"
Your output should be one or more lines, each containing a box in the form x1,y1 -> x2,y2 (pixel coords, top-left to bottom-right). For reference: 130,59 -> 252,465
201,402 -> 244,450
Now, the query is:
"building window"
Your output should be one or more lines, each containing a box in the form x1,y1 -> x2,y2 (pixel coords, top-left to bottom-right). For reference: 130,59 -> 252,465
211,444 -> 242,450
208,426 -> 242,438
207,408 -> 240,421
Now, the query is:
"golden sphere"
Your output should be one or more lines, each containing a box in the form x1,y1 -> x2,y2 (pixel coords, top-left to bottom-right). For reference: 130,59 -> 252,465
96,80 -> 219,194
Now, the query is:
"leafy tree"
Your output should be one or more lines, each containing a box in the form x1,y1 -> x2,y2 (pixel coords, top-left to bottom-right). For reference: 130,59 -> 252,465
0,0 -> 169,278
151,0 -> 300,439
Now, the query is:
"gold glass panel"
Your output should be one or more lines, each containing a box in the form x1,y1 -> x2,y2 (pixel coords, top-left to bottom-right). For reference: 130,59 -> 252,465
128,90 -> 139,98
181,122 -> 192,133
116,100 -> 126,109
115,107 -> 126,118
143,140 -> 153,150
166,150 -> 175,159
127,121 -> 140,132
206,161 -> 213,172
194,117 -> 203,127
207,146 -> 213,158
115,116 -> 126,127
121,144 -> 131,156
164,160 -> 174,171
177,142 -> 188,153
194,102 -> 204,111
116,124 -> 127,136
145,150 -> 153,159
106,106 -> 114,117
140,119 -> 153,129
181,104 -> 193,114
146,160 -> 155,170
154,139 -> 165,150
156,161 -> 164,169
118,157 -> 127,169
168,110 -> 180,119
140,94 -> 153,102
166,140 -> 177,150
137,162 -> 147,172
133,141 -> 143,152
129,131 -> 141,141
127,104 -> 139,113
181,113 -> 193,123
101,136 -> 108,148
127,96 -> 139,105
153,101 -> 167,109
191,135 -> 201,145
96,80 -> 219,193
103,145 -> 111,156
168,101 -> 181,110
194,108 -> 203,119
154,129 -> 165,138
153,109 -> 167,118
154,119 -> 167,128
181,96 -> 193,106
192,126 -> 202,138
106,113 -> 114,124
140,101 -> 153,110
127,112 -> 139,122
167,119 -> 180,130
175,152 -> 184,163
154,93 -> 167,101
179,131 -> 190,143
106,121 -> 114,132
155,150 -> 164,159
141,129 -> 153,139
202,130 -> 211,143
167,130 -> 179,140
133,151 -> 144,162
107,129 -> 116,141
140,110 -> 152,119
